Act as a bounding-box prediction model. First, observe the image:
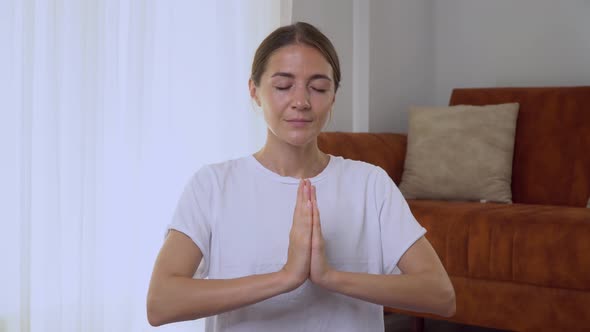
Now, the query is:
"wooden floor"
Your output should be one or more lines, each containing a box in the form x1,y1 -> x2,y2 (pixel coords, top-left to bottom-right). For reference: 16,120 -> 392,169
384,314 -> 510,332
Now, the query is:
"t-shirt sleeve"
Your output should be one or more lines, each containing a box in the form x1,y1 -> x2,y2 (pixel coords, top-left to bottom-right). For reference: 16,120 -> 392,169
167,165 -> 215,278
374,167 -> 426,274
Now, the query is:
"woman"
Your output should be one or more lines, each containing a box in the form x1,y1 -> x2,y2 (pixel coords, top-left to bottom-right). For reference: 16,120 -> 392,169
147,22 -> 455,331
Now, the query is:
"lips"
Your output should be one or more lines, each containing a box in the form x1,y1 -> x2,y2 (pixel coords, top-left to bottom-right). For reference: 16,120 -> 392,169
285,119 -> 312,127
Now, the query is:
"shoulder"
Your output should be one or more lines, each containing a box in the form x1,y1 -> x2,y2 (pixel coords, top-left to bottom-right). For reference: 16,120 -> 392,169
204,156 -> 248,176
188,156 -> 251,188
330,156 -> 399,200
331,155 -> 388,180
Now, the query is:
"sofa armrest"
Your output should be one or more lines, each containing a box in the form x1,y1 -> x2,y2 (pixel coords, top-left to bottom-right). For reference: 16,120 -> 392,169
318,132 -> 407,184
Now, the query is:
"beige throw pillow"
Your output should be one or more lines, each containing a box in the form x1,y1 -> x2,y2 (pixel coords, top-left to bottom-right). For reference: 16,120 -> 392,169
399,103 -> 519,203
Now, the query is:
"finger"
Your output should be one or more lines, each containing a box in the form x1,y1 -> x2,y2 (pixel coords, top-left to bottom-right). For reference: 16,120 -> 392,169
297,178 -> 304,208
305,180 -> 312,211
312,185 -> 319,214
306,199 -> 312,212
303,180 -> 312,217
311,186 -> 321,233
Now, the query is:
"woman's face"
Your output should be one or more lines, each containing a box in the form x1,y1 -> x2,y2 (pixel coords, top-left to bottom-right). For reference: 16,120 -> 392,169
250,44 -> 336,148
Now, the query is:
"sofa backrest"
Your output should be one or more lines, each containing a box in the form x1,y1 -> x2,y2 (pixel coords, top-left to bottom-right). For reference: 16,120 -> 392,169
317,132 -> 408,184
449,86 -> 590,207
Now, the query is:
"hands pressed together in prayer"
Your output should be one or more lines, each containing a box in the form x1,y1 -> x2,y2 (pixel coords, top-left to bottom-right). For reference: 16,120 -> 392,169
148,178 -> 455,326
281,179 -> 332,291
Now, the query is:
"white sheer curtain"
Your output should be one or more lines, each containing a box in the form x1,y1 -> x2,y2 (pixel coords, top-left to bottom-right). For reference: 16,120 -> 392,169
0,1 -> 291,331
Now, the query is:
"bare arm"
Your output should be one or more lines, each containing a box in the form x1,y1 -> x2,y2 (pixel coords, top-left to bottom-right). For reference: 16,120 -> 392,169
308,185 -> 455,317
315,236 -> 456,317
147,179 -> 313,326
146,230 -> 292,326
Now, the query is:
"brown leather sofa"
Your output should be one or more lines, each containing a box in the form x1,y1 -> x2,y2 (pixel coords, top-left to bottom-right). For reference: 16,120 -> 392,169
318,87 -> 590,332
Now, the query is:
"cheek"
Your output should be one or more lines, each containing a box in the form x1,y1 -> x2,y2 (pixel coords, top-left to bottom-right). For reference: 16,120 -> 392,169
261,90 -> 289,111
311,93 -> 335,111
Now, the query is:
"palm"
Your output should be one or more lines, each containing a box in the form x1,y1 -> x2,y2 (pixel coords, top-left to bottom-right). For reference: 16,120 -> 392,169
309,185 -> 332,285
282,179 -> 313,290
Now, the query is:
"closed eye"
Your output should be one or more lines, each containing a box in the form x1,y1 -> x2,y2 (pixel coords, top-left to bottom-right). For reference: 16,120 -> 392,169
311,87 -> 327,93
274,86 -> 291,91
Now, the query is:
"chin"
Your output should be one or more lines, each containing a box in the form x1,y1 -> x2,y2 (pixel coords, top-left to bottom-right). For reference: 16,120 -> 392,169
282,131 -> 318,147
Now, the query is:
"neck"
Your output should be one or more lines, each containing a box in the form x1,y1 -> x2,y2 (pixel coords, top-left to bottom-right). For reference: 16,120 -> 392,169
254,132 -> 329,179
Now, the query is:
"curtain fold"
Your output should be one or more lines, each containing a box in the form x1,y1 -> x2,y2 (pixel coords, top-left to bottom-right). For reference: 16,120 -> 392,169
0,1 -> 292,331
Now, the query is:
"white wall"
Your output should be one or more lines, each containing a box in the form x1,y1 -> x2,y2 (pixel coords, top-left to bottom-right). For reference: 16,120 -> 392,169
291,0 -> 433,134
292,0 -> 354,132
369,0 -> 434,133
292,0 -> 590,133
433,0 -> 590,105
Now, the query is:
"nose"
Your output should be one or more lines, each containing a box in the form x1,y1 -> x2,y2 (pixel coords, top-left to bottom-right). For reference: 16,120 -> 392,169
292,85 -> 311,110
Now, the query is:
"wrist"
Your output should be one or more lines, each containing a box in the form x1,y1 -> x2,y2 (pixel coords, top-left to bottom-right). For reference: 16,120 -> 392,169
277,268 -> 304,294
315,268 -> 339,290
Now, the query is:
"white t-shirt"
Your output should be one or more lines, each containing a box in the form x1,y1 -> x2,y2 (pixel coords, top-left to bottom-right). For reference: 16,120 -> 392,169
169,154 -> 426,332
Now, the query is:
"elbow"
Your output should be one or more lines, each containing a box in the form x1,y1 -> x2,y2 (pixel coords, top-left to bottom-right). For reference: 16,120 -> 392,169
147,312 -> 163,327
146,290 -> 166,326
147,281 -> 206,326
147,309 -> 163,327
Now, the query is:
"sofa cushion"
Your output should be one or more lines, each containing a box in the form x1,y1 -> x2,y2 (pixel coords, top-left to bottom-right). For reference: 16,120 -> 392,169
388,276 -> 590,332
409,200 -> 590,291
399,103 -> 519,203
450,86 -> 590,207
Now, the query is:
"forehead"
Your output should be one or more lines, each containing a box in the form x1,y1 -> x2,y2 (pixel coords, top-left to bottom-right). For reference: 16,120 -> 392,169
264,44 -> 333,78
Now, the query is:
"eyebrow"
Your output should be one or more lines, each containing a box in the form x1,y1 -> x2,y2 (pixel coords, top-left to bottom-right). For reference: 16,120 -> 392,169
271,72 -> 332,82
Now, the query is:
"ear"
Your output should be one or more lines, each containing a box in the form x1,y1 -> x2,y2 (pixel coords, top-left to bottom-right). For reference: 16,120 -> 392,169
248,79 -> 261,107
